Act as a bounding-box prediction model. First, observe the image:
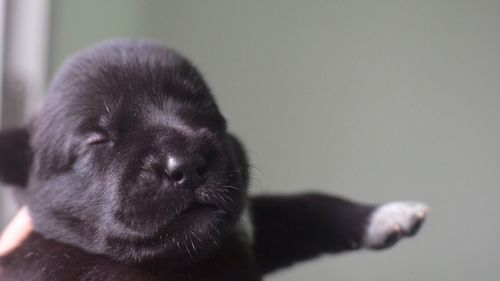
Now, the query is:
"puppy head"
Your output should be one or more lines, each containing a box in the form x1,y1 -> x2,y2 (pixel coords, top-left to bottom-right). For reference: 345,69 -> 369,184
7,40 -> 248,262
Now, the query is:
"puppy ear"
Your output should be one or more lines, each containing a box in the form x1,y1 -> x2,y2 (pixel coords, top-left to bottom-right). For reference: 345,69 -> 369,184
0,128 -> 32,187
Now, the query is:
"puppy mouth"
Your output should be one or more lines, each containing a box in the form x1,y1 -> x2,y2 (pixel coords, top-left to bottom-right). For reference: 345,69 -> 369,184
106,186 -> 240,260
110,181 -> 241,243
170,201 -> 224,228
177,203 -> 218,219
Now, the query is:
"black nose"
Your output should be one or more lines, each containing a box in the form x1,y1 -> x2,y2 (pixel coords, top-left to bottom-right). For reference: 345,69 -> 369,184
165,153 -> 208,188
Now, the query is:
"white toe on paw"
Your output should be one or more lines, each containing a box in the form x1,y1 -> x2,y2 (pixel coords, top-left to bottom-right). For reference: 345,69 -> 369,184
363,201 -> 429,249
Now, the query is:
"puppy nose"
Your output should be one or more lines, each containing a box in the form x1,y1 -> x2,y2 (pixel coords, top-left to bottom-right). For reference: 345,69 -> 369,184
165,154 -> 208,188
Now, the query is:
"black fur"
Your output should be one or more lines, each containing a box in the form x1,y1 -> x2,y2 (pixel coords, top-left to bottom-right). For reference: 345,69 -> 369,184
0,40 -> 411,280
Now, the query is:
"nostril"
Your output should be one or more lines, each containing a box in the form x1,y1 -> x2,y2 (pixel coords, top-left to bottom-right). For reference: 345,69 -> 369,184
166,156 -> 185,183
170,170 -> 185,183
165,154 -> 208,187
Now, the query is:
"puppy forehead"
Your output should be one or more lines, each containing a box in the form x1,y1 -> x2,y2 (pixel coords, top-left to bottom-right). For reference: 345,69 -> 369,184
47,40 -> 215,124
52,40 -> 206,97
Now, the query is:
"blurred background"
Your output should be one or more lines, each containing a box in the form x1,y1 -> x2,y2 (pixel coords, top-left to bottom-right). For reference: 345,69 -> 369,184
1,0 -> 499,280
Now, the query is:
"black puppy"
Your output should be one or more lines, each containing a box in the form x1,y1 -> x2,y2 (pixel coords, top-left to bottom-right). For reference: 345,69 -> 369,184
0,40 -> 428,281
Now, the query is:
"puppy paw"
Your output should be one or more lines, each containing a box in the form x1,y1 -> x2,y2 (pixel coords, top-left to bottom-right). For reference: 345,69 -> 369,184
363,202 -> 429,249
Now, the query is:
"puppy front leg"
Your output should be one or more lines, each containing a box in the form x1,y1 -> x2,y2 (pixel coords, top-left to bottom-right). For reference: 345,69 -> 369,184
250,193 -> 428,274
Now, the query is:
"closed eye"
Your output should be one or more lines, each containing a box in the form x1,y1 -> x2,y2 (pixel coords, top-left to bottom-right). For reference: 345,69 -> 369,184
86,131 -> 110,145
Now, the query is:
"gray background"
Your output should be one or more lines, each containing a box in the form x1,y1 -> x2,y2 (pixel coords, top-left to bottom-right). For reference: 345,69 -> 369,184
3,0 -> 500,280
